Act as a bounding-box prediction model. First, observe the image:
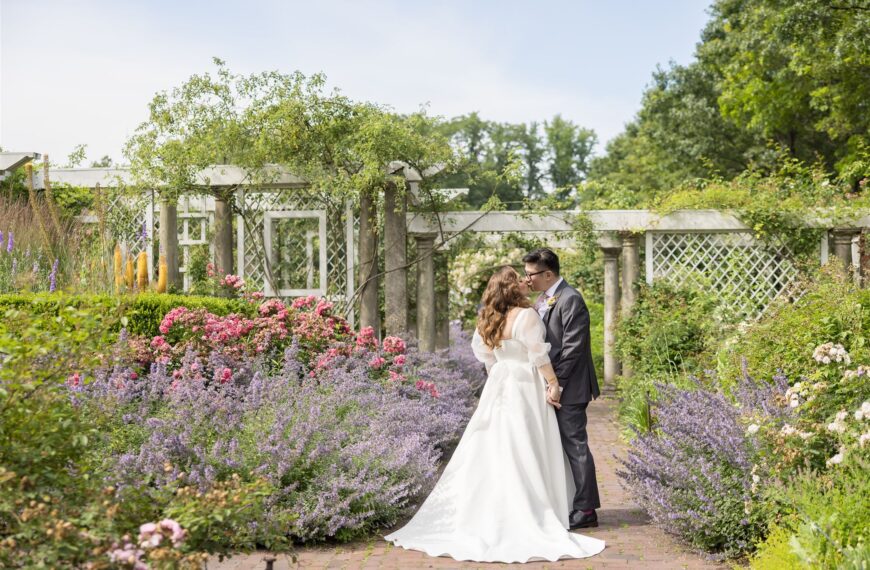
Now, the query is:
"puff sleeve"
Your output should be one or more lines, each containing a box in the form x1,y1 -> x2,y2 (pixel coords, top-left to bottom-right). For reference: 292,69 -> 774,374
515,308 -> 552,367
471,328 -> 497,372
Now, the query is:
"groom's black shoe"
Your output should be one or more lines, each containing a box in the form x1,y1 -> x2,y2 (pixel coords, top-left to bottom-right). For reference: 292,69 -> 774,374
569,509 -> 598,529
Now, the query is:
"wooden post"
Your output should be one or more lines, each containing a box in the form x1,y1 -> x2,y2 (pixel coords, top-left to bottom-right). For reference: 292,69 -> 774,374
621,232 -> 640,378
214,194 -> 234,276
416,233 -> 437,352
600,233 -> 622,391
358,188 -> 380,335
159,196 -> 181,290
384,181 -> 408,336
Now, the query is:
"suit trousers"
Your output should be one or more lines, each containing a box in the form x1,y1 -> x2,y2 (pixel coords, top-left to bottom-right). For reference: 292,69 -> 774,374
555,402 -> 601,511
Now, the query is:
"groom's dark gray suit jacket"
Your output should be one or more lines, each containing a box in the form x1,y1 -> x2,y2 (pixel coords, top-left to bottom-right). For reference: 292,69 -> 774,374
542,280 -> 600,404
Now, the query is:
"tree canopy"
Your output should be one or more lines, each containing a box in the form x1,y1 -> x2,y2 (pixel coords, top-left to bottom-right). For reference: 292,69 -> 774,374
588,0 -> 870,206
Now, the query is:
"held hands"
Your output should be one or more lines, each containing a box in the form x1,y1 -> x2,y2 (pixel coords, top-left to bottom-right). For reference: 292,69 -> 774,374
546,382 -> 562,409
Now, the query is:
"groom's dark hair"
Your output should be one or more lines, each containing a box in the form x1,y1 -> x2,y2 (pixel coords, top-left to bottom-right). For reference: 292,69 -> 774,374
523,248 -> 560,276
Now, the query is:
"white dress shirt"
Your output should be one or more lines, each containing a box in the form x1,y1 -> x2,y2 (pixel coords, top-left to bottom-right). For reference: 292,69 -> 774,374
536,277 -> 564,319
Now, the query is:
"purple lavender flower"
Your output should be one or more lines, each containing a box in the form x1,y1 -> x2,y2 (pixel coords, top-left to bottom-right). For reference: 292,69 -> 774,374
616,377 -> 773,557
49,258 -> 59,292
73,325 -> 485,543
6,231 -> 12,253
140,222 -> 149,242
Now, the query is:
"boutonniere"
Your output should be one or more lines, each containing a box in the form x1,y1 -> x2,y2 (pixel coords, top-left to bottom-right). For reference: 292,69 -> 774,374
546,295 -> 559,309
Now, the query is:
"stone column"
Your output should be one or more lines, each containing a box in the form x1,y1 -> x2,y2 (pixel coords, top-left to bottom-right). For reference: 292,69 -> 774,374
599,234 -> 622,391
416,233 -> 437,352
214,195 -> 234,277
358,188 -> 380,336
435,249 -> 450,349
620,232 -> 641,378
831,229 -> 855,268
159,197 -> 181,290
383,181 -> 408,336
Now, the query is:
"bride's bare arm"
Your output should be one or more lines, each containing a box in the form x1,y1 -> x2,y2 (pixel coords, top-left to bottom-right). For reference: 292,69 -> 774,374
538,362 -> 559,389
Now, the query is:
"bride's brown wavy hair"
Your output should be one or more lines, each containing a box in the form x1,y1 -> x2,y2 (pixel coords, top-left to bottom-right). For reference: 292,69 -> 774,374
477,266 -> 531,350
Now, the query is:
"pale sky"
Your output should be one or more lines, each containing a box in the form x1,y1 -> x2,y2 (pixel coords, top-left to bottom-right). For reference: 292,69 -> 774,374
1,0 -> 711,165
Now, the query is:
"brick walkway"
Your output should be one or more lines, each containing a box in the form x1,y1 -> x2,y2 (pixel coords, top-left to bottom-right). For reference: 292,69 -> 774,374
209,397 -> 721,570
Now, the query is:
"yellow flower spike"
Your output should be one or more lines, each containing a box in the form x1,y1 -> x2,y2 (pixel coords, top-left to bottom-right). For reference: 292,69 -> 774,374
137,252 -> 148,291
156,254 -> 168,293
113,245 -> 123,293
125,255 -> 134,289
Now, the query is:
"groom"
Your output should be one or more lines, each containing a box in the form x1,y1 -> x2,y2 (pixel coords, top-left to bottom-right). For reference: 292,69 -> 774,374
523,247 -> 601,529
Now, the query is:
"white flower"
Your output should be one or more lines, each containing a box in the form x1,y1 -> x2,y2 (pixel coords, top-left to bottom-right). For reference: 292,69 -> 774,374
862,401 -> 870,416
747,423 -> 760,435
827,421 -> 846,434
822,356 -> 831,364
836,410 -> 849,422
752,474 -> 760,484
780,424 -> 797,436
789,395 -> 801,408
860,432 -> 870,447
856,410 -> 865,421
799,431 -> 814,440
826,452 -> 844,467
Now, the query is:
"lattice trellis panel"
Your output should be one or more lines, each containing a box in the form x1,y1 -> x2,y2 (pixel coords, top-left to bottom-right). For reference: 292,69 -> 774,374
237,189 -> 355,317
104,191 -> 152,252
175,195 -> 214,292
102,190 -> 156,279
648,232 -> 799,318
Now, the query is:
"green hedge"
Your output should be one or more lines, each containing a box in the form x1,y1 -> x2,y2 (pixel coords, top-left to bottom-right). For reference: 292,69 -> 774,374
0,293 -> 253,339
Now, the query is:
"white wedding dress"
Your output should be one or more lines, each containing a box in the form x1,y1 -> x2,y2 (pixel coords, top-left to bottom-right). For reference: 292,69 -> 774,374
385,307 -> 605,563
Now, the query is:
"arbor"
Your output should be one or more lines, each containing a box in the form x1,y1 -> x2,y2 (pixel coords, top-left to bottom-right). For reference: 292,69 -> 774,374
126,59 -> 454,327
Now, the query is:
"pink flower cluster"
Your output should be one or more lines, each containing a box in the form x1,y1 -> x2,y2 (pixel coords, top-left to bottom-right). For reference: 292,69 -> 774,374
147,296 -> 353,373
311,346 -> 351,376
389,370 -> 406,382
138,518 -> 186,549
291,295 -> 318,310
159,306 -> 197,335
415,380 -> 439,398
356,326 -> 378,351
107,539 -> 145,570
382,336 -> 406,355
219,274 -> 245,290
66,372 -> 81,388
214,367 -> 233,384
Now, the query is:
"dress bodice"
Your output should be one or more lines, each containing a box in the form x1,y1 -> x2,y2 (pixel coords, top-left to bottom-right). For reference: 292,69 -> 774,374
472,307 -> 552,369
493,338 -> 530,363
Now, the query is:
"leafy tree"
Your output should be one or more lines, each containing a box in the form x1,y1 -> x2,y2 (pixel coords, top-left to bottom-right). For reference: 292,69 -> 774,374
544,114 -> 596,203
588,0 -> 870,205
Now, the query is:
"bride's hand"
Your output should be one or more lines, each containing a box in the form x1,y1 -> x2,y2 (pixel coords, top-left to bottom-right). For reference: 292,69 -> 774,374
546,384 -> 562,409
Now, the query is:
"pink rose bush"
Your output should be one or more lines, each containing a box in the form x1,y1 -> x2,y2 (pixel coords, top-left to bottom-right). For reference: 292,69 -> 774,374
141,296 -> 353,371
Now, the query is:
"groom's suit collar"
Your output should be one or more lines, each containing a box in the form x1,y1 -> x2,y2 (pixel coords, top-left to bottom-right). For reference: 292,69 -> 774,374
542,278 -> 567,325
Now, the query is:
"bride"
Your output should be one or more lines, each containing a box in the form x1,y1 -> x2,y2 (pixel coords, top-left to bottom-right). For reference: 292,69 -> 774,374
385,266 -> 605,563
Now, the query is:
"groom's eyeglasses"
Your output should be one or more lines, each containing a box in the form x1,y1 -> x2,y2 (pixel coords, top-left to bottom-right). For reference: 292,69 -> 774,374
524,270 -> 548,279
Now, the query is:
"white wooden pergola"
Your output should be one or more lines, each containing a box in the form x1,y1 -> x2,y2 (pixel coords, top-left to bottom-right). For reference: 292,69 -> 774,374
407,209 -> 866,384
9,152 -> 867,385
